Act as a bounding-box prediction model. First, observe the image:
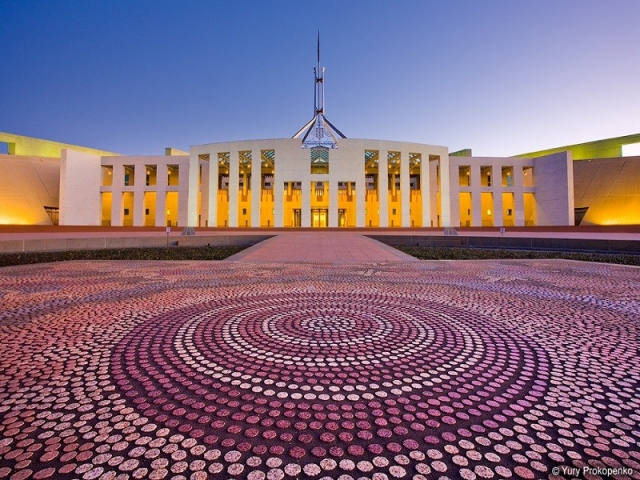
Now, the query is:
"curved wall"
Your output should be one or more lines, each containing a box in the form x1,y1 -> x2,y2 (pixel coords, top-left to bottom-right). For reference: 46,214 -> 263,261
0,155 -> 60,225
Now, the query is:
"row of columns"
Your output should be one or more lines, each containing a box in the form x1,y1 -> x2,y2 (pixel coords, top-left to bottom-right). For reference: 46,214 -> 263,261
191,149 -> 450,228
107,162 -> 184,227
467,193 -> 526,227
454,162 -> 532,227
108,191 -> 176,227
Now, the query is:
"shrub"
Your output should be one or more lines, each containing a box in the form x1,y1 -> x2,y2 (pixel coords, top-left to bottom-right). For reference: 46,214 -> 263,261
396,246 -> 640,266
0,246 -> 247,268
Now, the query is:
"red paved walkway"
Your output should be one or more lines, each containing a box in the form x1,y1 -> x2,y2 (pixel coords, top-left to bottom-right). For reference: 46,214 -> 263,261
227,232 -> 418,262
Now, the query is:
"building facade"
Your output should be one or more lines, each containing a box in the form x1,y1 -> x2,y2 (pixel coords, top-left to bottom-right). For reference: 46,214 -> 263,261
2,47 -> 637,228
50,138 -> 574,229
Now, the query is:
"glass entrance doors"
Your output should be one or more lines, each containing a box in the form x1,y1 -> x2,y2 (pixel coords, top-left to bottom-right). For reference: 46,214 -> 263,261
311,209 -> 328,228
293,209 -> 301,227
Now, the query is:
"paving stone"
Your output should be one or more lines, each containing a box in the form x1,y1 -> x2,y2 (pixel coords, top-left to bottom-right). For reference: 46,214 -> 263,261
0,259 -> 638,478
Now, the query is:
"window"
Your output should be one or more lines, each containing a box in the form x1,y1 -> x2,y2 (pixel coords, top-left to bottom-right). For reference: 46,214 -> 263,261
124,165 -> 135,186
481,166 -> 492,187
145,165 -> 157,186
502,166 -> 514,187
523,167 -> 534,187
310,148 -> 329,174
102,166 -> 113,186
124,208 -> 130,216
167,165 -> 179,186
459,166 -> 471,186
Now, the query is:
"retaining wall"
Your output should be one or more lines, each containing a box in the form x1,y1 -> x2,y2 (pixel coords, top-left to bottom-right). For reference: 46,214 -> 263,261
368,235 -> 640,255
0,235 -> 273,253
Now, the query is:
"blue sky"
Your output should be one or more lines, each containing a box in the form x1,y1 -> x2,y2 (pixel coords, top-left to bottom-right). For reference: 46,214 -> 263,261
1,0 -> 639,156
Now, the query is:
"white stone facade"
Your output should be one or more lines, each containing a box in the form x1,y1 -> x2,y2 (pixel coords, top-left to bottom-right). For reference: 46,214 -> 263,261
190,138 -> 449,228
56,138 -> 574,228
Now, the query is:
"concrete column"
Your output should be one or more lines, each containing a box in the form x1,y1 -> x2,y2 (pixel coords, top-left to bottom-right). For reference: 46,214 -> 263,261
154,163 -> 166,227
378,150 -> 389,227
493,190 -> 504,226
133,165 -> 145,226
356,179 -> 365,227
421,153 -> 431,227
251,150 -> 261,227
200,161 -> 209,223
228,150 -> 239,227
207,154 -> 218,227
437,150 -> 452,227
471,164 -> 482,227
274,174 -> 284,228
400,150 -> 411,227
155,189 -> 166,227
514,193 -> 525,227
471,194 -> 482,228
111,163 -> 124,226
514,164 -> 525,226
184,153 -> 200,227
111,192 -> 123,227
302,182 -> 311,227
133,192 -> 145,226
329,181 -> 338,227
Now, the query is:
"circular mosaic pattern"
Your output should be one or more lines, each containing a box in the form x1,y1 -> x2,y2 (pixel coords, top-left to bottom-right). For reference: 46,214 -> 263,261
1,259 -> 639,480
112,292 -> 548,470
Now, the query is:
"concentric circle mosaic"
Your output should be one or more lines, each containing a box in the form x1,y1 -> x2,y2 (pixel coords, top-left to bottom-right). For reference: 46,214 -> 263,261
1,260 -> 639,479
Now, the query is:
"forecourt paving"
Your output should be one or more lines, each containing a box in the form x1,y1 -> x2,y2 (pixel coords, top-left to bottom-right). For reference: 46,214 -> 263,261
226,231 -> 418,262
0,233 -> 639,479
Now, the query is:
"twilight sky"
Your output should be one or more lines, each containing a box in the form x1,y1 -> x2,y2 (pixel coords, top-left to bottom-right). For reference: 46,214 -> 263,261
1,0 -> 639,156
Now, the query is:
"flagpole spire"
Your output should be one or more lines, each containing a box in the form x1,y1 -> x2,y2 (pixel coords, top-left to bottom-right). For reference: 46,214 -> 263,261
292,31 -> 346,148
315,30 -> 324,116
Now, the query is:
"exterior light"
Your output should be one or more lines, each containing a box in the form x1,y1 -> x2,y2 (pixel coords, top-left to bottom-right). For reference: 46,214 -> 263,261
487,209 -> 492,216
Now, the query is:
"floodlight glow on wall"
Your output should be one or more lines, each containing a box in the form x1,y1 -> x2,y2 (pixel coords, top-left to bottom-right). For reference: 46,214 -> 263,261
622,142 -> 640,156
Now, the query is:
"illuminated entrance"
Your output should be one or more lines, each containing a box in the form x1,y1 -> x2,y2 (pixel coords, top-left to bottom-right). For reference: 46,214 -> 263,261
311,209 -> 328,228
293,209 -> 301,227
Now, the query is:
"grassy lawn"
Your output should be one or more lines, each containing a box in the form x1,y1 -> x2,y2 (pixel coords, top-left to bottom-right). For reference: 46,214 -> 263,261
396,246 -> 640,266
0,246 -> 247,268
